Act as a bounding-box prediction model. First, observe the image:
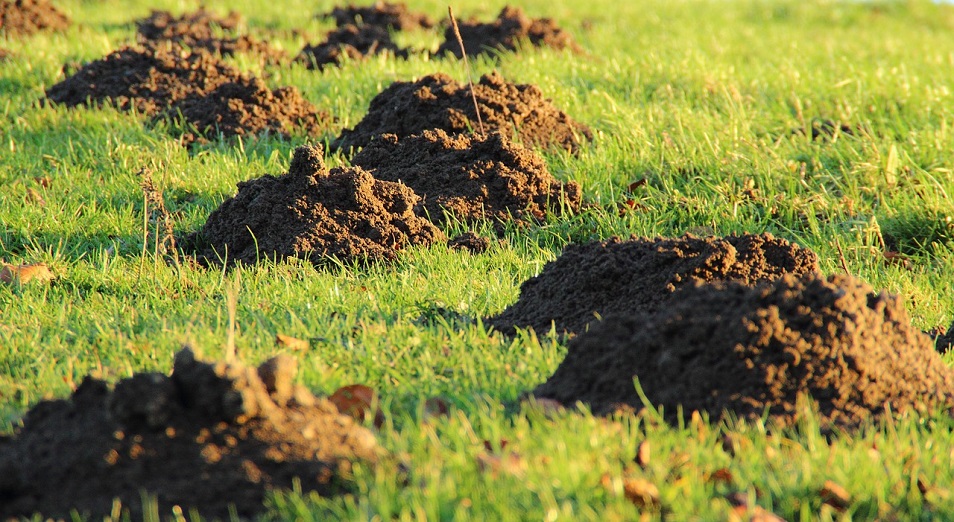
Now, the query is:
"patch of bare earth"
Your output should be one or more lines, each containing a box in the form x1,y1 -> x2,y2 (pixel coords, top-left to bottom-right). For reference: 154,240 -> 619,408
0,0 -> 70,37
136,8 -> 285,63
297,24 -> 409,71
436,6 -> 580,58
322,2 -> 434,31
533,273 -> 954,431
0,348 -> 379,519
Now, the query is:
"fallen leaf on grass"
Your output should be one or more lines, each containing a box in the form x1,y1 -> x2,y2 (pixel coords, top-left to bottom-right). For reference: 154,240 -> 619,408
0,263 -> 54,285
275,333 -> 309,351
623,478 -> 660,508
476,451 -> 525,477
819,480 -> 851,511
25,188 -> 45,206
883,251 -> 912,269
634,440 -> 651,468
33,176 -> 52,188
705,468 -> 734,486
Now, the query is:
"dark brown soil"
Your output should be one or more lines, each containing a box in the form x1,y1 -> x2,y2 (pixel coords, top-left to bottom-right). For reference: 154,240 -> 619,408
487,233 -> 820,337
448,231 -> 491,254
323,2 -> 434,31
297,24 -> 408,71
437,6 -> 580,59
331,71 -> 592,154
136,9 -> 284,63
187,144 -> 444,267
0,348 -> 379,519
0,0 -> 70,37
167,75 -> 331,144
46,44 -> 328,143
533,273 -> 954,430
936,321 -> 954,353
351,129 -> 581,224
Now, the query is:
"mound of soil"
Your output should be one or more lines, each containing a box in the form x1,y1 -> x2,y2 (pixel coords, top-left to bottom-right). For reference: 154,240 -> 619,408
46,44 -> 328,143
0,0 -> 70,37
0,348 -> 379,519
534,273 -> 954,430
488,233 -> 820,336
297,24 -> 408,71
188,144 -> 444,267
437,6 -> 580,59
323,2 -> 434,31
136,9 -> 283,63
167,75 -> 331,143
331,71 -> 592,154
45,44 -> 240,115
352,129 -> 581,223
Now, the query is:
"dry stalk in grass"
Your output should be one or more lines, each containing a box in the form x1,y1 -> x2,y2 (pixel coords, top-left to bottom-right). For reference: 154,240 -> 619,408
448,6 -> 484,135
225,270 -> 240,362
139,167 -> 179,265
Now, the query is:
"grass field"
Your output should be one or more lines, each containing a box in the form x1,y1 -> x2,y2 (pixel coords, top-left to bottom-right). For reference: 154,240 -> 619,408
3,0 -> 954,519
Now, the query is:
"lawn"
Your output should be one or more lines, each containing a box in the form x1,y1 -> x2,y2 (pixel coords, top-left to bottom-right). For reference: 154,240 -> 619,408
3,0 -> 954,519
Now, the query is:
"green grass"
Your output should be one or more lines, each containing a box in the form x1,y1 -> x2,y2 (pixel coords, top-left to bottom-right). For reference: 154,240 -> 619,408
3,0 -> 954,519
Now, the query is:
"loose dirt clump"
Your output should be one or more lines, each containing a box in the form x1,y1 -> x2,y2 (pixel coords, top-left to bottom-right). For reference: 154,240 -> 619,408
448,231 -> 491,253
46,44 -> 328,143
936,321 -> 954,353
436,6 -> 580,59
352,129 -> 581,224
297,24 -> 409,70
331,71 -> 592,154
323,2 -> 434,31
136,9 -> 284,63
167,75 -> 331,144
187,144 -> 444,267
533,273 -> 954,430
0,0 -> 70,37
0,348 -> 379,519
488,233 -> 819,337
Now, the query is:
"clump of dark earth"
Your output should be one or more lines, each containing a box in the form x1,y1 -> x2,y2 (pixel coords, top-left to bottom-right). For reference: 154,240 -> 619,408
187,144 -> 444,267
136,9 -> 284,63
448,231 -> 491,254
791,118 -> 856,141
167,75 -> 331,144
488,233 -> 819,337
352,129 -> 581,224
0,0 -> 70,37
331,71 -> 592,154
45,44 -> 328,143
0,348 -> 379,520
323,1 -> 434,31
436,6 -> 580,59
297,24 -> 409,71
935,321 -> 954,353
534,273 -> 954,430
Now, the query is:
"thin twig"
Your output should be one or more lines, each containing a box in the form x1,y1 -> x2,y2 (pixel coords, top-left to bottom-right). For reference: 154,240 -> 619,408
225,270 -> 240,362
834,237 -> 850,276
448,6 -> 484,135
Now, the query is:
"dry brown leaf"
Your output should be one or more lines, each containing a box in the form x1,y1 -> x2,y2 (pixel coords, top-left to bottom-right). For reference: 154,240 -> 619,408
705,467 -> 734,486
33,176 -> 52,188
819,480 -> 851,511
476,451 -> 525,477
0,263 -> 54,285
275,333 -> 309,351
329,384 -> 381,426
25,188 -> 45,206
623,478 -> 660,508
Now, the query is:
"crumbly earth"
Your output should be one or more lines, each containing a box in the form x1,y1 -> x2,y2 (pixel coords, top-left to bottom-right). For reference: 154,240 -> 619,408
0,348 -> 380,519
46,44 -> 327,142
136,8 -> 284,63
936,321 -> 954,352
533,273 -> 954,430
487,233 -> 820,336
351,129 -> 581,224
187,144 -> 444,267
45,44 -> 241,115
0,0 -> 70,37
437,6 -> 580,59
448,231 -> 491,253
167,75 -> 331,144
297,24 -> 408,71
322,1 -> 434,30
330,71 -> 592,154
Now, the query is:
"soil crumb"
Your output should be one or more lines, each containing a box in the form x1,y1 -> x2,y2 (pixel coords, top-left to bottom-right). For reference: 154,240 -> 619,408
297,24 -> 408,70
168,75 -> 331,144
437,6 -> 580,59
0,348 -> 379,519
352,129 -> 581,224
136,8 -> 284,63
46,44 -> 327,142
488,233 -> 820,337
936,321 -> 954,353
533,273 -> 954,430
448,231 -> 491,254
332,71 -> 592,154
323,2 -> 434,31
0,0 -> 70,37
187,143 -> 444,267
